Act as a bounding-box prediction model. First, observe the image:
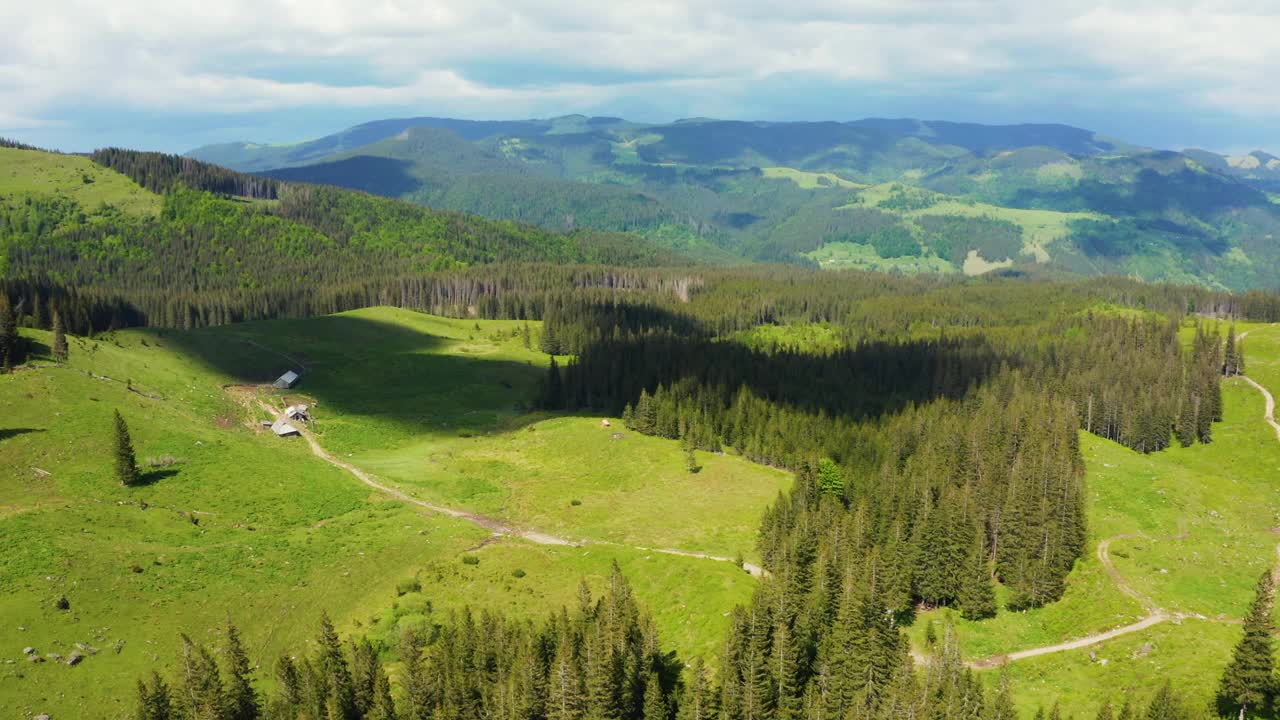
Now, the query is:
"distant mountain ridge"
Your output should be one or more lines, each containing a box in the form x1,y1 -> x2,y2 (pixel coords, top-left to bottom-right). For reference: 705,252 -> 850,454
187,115 -> 1280,289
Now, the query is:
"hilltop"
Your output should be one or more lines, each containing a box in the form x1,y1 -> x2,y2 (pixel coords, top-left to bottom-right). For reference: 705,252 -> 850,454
189,115 -> 1280,289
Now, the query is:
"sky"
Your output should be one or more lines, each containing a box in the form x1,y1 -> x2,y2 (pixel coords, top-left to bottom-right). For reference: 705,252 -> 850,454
2,0 -> 1278,154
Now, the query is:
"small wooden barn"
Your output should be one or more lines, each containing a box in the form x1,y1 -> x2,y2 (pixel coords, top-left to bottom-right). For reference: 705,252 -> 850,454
285,404 -> 310,421
274,371 -> 300,389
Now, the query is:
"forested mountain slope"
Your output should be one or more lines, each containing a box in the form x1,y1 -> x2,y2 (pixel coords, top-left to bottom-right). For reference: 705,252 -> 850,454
190,115 -> 1280,289
0,146 -> 685,330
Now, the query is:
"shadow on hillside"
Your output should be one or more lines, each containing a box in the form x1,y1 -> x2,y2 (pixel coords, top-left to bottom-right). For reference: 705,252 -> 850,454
0,427 -> 45,442
150,305 -> 1002,442
263,156 -> 422,198
153,313 -> 548,440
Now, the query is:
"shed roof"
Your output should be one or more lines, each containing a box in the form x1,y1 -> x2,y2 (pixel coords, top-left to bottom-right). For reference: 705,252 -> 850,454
270,420 -> 301,437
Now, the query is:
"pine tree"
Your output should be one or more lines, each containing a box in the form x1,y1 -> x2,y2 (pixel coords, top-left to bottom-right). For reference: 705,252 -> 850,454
51,311 -> 68,362
1225,324 -> 1239,376
1174,391 -> 1197,448
137,671 -> 176,720
315,613 -> 356,720
816,458 -> 844,498
543,357 -> 565,410
178,634 -> 227,720
1217,570 -> 1276,718
634,390 -> 657,434
643,671 -> 668,720
114,410 -> 141,487
1146,681 -> 1187,720
0,293 -> 17,370
371,668 -> 397,720
771,621 -> 800,720
400,629 -> 431,720
957,525 -> 997,621
541,319 -> 562,355
274,655 -> 301,709
522,322 -> 532,349
547,628 -> 584,720
222,620 -> 259,720
988,671 -> 1018,720
685,444 -> 701,474
677,659 -> 714,720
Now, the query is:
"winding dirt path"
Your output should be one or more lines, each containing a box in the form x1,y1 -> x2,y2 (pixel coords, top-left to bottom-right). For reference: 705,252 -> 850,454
245,390 -> 766,576
1235,330 -> 1280,441
969,331 -> 1280,669
1240,376 -> 1280,442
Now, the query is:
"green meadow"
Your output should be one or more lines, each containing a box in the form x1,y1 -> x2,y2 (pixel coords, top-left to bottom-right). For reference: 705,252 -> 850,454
0,309 -> 776,718
0,147 -> 160,217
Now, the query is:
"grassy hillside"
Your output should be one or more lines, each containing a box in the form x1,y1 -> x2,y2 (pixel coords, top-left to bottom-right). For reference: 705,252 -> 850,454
0,147 -> 159,217
0,309 -> 783,718
187,115 -> 1280,288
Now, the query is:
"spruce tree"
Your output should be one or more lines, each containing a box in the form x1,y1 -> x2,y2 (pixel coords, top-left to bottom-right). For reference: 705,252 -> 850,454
1226,324 -> 1239,376
0,293 -> 17,370
371,668 -> 397,720
1217,570 -> 1276,718
400,629 -> 431,720
771,621 -> 800,720
816,459 -> 844,498
51,311 -> 68,362
957,525 -> 997,621
543,357 -> 565,410
677,659 -> 714,720
1146,681 -> 1187,720
988,671 -> 1018,720
685,444 -> 701,474
349,637 -> 379,717
642,671 -> 668,720
178,634 -> 227,720
547,627 -> 584,720
115,410 -> 141,487
315,613 -> 356,720
274,655 -> 301,708
222,620 -> 259,720
137,671 -> 176,720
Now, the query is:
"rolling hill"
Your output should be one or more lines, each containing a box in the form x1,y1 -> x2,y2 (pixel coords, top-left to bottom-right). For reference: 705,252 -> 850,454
189,116 -> 1280,289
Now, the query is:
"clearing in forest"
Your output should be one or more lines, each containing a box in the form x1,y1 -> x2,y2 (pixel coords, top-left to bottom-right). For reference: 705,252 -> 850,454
0,308 -> 782,717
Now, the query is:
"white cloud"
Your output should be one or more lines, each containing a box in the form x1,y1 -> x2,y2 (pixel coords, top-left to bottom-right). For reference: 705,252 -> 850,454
3,0 -> 1280,136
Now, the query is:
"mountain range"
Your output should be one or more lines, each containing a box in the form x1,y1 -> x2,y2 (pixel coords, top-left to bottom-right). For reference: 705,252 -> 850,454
189,115 -> 1280,289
